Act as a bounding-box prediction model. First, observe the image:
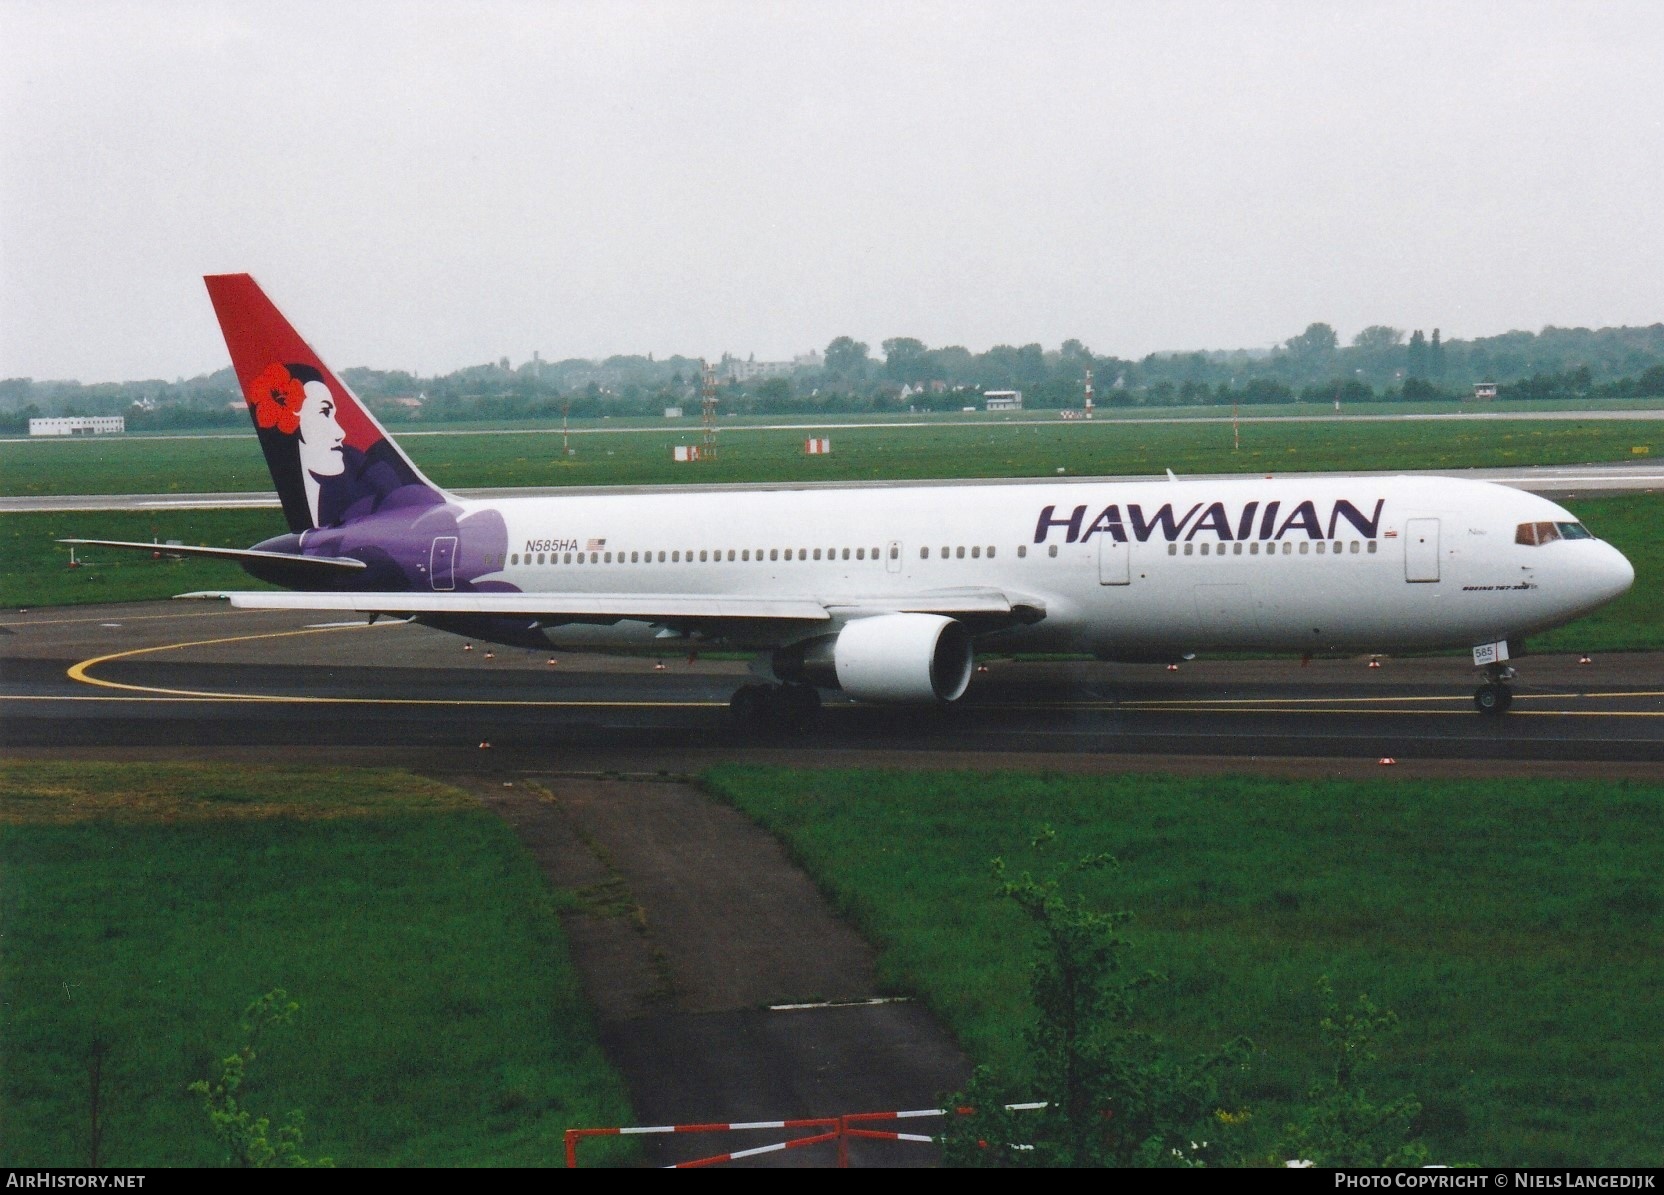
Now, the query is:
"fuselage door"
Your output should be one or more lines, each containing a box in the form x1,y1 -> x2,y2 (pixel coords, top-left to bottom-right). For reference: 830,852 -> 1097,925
1097,534 -> 1130,585
886,540 -> 903,574
430,536 -> 458,591
1405,518 -> 1440,583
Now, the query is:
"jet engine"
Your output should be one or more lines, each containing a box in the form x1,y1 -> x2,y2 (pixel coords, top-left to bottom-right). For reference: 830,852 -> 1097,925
774,613 -> 975,704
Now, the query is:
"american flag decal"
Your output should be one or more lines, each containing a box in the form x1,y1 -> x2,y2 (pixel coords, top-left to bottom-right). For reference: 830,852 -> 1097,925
586,537 -> 607,551
1383,530 -> 1399,538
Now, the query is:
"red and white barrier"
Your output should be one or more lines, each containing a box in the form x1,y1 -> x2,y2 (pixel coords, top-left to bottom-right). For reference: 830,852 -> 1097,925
566,1116 -> 838,1168
673,444 -> 702,462
566,1103 -> 1048,1167
805,437 -> 831,455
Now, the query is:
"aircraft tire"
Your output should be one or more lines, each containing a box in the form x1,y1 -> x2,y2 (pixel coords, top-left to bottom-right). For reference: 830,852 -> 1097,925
729,683 -> 773,729
779,683 -> 822,730
1474,683 -> 1513,715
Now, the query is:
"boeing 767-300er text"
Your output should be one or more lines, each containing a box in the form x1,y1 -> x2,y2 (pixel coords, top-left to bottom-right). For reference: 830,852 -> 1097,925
66,275 -> 1635,723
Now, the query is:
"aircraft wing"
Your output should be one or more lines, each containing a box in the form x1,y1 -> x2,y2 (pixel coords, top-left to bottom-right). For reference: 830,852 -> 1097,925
176,586 -> 1044,629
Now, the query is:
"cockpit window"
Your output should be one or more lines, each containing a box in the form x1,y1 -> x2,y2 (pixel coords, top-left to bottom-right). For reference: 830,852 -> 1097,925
1516,521 -> 1594,546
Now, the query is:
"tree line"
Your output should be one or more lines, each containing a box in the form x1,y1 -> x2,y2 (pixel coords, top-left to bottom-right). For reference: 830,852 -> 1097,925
3,320 -> 1662,432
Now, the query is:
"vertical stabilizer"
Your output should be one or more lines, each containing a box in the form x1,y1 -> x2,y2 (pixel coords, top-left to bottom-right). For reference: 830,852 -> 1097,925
204,274 -> 449,532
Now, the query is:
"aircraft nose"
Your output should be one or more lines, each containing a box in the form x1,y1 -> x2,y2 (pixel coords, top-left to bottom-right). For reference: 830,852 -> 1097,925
1598,543 -> 1635,602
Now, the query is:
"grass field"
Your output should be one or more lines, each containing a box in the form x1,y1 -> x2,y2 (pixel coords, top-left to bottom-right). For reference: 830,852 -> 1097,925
3,411 -> 1661,496
704,766 -> 1664,1167
0,509 -> 279,608
0,762 -> 637,1168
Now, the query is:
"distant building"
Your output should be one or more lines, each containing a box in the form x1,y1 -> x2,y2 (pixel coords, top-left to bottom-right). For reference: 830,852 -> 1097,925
722,354 -> 797,383
984,390 -> 1023,411
29,416 -> 124,436
664,406 -> 684,418
1471,382 -> 1498,401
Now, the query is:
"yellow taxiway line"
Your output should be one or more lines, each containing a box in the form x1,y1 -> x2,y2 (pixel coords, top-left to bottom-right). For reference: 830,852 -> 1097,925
53,624 -> 1664,717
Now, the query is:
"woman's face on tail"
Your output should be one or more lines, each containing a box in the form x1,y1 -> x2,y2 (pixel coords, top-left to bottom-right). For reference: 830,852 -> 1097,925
298,380 -> 346,477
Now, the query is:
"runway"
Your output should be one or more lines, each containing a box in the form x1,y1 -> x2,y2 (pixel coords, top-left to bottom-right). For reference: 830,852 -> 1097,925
5,601 -> 1663,766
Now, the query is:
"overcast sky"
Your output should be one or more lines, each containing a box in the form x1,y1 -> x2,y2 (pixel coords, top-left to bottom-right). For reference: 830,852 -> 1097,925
3,0 -> 1661,383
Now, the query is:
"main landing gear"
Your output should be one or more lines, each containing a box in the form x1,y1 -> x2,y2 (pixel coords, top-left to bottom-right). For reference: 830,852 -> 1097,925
729,682 -> 822,732
1473,663 -> 1516,716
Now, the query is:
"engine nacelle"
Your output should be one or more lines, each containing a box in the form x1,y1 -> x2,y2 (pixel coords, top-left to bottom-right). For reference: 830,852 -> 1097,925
775,614 -> 975,704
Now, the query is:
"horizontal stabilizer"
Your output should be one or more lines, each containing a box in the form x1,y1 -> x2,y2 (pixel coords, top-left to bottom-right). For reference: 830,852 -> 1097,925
61,539 -> 367,572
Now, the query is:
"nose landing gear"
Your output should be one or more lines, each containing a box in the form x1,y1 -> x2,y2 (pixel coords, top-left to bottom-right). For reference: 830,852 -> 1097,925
1474,663 -> 1516,715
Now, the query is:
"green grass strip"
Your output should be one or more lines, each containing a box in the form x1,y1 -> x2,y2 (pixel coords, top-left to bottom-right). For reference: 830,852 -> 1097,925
3,414 -> 1661,496
0,762 -> 636,1167
705,766 -> 1664,1167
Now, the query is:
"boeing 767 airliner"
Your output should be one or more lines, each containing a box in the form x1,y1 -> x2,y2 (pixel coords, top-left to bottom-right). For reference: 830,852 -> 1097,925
67,275 -> 1635,724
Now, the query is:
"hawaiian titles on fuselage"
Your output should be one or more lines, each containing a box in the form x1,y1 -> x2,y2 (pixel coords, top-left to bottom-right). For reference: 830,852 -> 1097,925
1034,498 -> 1386,544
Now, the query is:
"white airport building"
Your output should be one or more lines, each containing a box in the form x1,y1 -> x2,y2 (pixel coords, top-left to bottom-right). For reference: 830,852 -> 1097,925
28,416 -> 125,436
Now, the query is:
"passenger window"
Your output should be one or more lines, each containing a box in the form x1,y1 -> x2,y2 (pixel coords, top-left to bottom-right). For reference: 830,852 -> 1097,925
742,549 -> 750,561
605,552 -> 613,563
1315,542 -> 1325,555
1283,543 -> 1293,555
814,549 -> 822,560
1349,541 -> 1359,554
658,551 -> 666,562
842,548 -> 851,560
988,546 -> 996,559
1250,542 -> 1259,555
511,553 -> 519,566
1184,543 -> 1194,556
770,549 -> 778,561
956,546 -> 965,559
1048,545 -> 1058,558
1168,543 -> 1177,556
728,550 -> 736,561
1200,543 -> 1209,556
1018,545 -> 1027,558
1367,542 -> 1377,554
672,550 -> 680,562
856,548 -> 865,560
971,546 -> 981,558
1299,542 -> 1309,555
1233,543 -> 1242,555
565,552 -> 574,564
537,552 -> 546,565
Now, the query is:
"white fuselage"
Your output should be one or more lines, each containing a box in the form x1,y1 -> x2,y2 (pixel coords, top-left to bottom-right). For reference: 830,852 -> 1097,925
468,474 -> 1633,657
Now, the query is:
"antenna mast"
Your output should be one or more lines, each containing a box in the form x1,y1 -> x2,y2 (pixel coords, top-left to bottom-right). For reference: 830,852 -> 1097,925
701,359 -> 719,459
